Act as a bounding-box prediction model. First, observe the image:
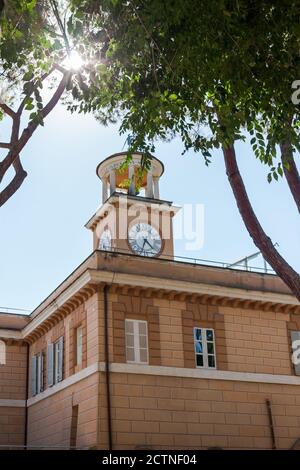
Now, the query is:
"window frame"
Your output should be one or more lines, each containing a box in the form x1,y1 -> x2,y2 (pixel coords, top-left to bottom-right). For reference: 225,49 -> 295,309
32,351 -> 44,396
194,327 -> 217,370
36,352 -> 44,394
125,319 -> 149,365
54,337 -> 63,384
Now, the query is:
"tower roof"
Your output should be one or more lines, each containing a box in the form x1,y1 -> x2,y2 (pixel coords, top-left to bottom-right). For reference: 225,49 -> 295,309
96,151 -> 164,181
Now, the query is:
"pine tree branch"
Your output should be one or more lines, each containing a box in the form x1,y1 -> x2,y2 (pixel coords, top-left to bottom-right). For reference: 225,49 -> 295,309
223,143 -> 300,300
280,141 -> 300,213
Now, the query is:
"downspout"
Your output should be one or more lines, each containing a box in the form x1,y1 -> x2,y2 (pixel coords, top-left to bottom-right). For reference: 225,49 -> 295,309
266,399 -> 276,450
24,342 -> 29,450
103,284 -> 113,450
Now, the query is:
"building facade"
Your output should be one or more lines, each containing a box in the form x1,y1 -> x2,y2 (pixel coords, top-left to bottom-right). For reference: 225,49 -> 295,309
0,152 -> 300,450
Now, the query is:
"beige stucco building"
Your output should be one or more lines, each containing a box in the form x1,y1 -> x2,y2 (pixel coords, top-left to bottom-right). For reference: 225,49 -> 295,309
0,152 -> 300,450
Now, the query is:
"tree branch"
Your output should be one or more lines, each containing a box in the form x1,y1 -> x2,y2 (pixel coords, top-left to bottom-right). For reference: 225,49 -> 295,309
0,71 -> 70,184
0,143 -> 11,149
41,71 -> 70,119
280,141 -> 300,213
17,68 -> 55,116
0,103 -> 16,119
223,144 -> 300,300
0,158 -> 27,208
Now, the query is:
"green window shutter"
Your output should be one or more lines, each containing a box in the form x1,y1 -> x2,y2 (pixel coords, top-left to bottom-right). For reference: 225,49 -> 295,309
291,331 -> 300,376
31,356 -> 37,396
47,343 -> 54,387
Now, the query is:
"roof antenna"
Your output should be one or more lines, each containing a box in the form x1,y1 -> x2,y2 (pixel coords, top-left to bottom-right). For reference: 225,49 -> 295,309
228,243 -> 279,273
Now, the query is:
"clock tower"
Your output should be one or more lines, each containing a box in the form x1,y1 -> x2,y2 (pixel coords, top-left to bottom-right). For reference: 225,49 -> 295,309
85,152 -> 180,259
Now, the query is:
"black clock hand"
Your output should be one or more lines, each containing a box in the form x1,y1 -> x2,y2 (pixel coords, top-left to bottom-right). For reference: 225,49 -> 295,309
144,239 -> 154,249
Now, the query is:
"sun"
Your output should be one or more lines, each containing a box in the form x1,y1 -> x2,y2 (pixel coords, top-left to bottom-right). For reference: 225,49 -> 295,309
64,50 -> 84,71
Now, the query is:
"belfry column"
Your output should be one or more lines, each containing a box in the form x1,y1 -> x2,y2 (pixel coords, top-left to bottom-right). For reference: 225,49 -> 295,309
146,167 -> 154,198
128,163 -> 135,196
153,176 -> 160,199
109,168 -> 116,195
102,177 -> 108,203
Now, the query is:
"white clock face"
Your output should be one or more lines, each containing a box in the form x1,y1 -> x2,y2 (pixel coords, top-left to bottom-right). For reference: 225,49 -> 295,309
128,223 -> 162,257
99,229 -> 112,251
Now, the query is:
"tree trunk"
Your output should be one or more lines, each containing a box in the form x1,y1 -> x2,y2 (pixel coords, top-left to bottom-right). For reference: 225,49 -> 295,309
280,141 -> 300,213
223,144 -> 300,301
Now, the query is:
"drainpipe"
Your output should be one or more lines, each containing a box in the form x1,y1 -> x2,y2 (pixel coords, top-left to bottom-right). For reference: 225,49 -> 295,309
24,342 -> 29,450
103,285 -> 113,450
266,398 -> 276,449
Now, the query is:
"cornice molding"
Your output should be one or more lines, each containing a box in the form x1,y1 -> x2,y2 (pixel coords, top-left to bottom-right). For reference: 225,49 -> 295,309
89,270 -> 300,312
0,399 -> 26,407
26,362 -> 300,407
1,266 -> 299,342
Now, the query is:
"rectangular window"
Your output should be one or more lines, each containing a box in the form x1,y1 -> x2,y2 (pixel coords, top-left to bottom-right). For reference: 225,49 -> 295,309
31,352 -> 44,396
194,327 -> 216,369
125,319 -> 148,364
47,343 -> 54,387
76,326 -> 83,366
36,352 -> 44,393
54,336 -> 64,384
31,356 -> 37,396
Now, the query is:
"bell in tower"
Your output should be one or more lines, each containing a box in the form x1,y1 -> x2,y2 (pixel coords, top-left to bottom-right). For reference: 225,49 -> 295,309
85,152 -> 180,259
98,151 -> 163,201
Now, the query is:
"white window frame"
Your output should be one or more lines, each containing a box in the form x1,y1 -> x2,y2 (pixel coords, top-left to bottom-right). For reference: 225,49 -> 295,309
76,326 -> 83,366
36,352 -> 44,394
32,352 -> 44,396
54,337 -> 63,384
125,319 -> 149,364
194,327 -> 216,369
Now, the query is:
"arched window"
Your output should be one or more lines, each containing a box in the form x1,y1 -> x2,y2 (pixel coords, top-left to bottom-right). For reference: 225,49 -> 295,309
0,340 -> 6,365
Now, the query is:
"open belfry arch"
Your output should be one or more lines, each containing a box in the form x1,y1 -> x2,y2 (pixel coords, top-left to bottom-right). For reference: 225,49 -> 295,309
97,152 -> 163,201
0,151 -> 300,450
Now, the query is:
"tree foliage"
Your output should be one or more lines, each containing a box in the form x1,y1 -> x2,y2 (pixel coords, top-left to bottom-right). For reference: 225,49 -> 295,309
68,1 -> 300,176
66,0 -> 300,299
1,1 -> 300,299
0,0 -> 104,207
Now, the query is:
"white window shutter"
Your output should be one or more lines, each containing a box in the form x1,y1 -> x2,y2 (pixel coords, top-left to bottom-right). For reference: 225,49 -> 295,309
76,327 -> 83,366
47,343 -> 54,387
291,331 -> 300,376
58,336 -> 64,382
31,356 -> 37,396
125,319 -> 148,364
39,353 -> 44,392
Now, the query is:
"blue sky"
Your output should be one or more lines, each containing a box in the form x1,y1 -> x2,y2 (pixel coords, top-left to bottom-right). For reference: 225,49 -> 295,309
0,101 -> 299,312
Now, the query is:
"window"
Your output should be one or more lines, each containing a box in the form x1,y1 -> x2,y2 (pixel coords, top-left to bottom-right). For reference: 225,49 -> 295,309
125,319 -> 148,364
47,337 -> 64,386
54,337 -> 64,384
31,352 -> 44,396
194,327 -> 216,369
76,326 -> 83,366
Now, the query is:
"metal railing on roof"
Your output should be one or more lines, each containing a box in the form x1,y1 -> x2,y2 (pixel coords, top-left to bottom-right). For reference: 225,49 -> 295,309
97,248 -> 276,275
0,307 -> 30,315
